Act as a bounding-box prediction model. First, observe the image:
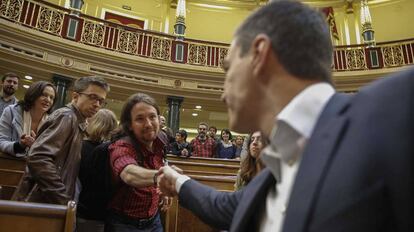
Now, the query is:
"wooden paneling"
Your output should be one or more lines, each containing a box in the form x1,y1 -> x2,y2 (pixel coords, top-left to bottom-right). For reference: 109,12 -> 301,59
164,156 -> 238,232
184,169 -> 236,177
167,154 -> 240,165
176,207 -> 218,232
164,175 -> 234,232
168,160 -> 239,175
0,153 -> 26,170
0,200 -> 76,232
0,152 -> 26,200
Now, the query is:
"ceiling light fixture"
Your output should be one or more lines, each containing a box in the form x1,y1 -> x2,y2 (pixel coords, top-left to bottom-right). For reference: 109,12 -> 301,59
24,75 -> 33,80
193,3 -> 232,10
192,113 -> 198,116
23,84 -> 30,89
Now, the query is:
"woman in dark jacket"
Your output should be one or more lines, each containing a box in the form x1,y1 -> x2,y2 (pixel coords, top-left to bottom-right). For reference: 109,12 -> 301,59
216,128 -> 236,159
77,108 -> 118,232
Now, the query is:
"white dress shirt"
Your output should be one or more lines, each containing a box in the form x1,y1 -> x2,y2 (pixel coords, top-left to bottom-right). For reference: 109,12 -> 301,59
259,83 -> 335,232
175,83 -> 335,231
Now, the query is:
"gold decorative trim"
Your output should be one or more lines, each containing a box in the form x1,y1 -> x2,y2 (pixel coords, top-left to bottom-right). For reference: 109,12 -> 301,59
60,56 -> 74,67
0,0 -> 23,21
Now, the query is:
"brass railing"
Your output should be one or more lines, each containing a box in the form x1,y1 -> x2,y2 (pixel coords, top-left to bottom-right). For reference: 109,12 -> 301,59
1,0 -> 413,71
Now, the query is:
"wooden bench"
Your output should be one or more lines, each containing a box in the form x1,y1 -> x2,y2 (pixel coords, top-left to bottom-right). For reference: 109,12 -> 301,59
0,200 -> 76,232
167,154 -> 240,165
0,152 -> 26,200
164,175 -> 235,232
167,160 -> 239,176
183,169 -> 237,177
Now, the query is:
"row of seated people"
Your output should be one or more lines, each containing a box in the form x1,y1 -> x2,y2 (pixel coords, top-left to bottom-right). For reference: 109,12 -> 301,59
164,123 -> 247,159
0,76 -> 267,232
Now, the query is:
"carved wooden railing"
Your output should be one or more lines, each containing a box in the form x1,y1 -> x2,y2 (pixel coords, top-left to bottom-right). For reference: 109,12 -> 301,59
333,39 -> 414,71
1,0 -> 413,71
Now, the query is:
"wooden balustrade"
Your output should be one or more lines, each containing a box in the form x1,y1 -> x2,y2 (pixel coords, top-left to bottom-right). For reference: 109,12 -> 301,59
0,150 -> 237,231
0,200 -> 76,232
0,152 -> 26,200
163,155 -> 238,232
0,153 -> 76,231
1,0 -> 413,71
164,175 -> 235,232
167,160 -> 239,176
167,154 -> 240,165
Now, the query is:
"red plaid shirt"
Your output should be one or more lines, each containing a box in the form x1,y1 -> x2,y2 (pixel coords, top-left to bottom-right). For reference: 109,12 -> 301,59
190,137 -> 216,158
108,138 -> 164,219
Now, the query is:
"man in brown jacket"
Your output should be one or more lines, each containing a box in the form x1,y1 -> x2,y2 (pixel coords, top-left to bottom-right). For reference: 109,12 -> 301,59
14,76 -> 109,204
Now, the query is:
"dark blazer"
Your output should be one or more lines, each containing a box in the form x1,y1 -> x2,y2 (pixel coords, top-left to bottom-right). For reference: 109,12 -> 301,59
179,68 -> 414,232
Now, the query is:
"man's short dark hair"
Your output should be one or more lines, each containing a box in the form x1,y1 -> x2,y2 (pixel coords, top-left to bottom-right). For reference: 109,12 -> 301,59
235,0 -> 333,83
177,129 -> 188,141
73,76 -> 110,93
209,126 -> 217,133
2,72 -> 20,82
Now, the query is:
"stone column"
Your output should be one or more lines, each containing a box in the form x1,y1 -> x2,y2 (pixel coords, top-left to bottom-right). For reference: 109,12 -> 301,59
166,96 -> 184,134
52,74 -> 73,111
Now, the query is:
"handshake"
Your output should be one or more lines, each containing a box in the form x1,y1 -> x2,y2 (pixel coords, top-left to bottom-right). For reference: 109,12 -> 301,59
156,165 -> 185,197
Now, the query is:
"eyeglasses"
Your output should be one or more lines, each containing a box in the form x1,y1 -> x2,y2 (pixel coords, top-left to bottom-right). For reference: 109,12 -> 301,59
77,92 -> 107,107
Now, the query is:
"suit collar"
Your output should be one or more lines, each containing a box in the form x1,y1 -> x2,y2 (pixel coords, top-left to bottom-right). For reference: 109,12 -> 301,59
230,170 -> 275,232
282,93 -> 351,232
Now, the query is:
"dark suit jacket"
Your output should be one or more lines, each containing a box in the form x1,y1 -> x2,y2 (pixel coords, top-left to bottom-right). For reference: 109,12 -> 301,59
179,68 -> 414,232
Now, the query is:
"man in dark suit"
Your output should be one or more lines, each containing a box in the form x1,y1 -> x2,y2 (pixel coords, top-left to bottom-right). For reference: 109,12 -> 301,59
158,1 -> 414,231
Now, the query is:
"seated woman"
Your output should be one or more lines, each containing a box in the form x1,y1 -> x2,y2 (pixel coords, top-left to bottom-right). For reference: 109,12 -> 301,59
0,81 -> 56,157
216,128 -> 236,159
234,131 -> 265,190
169,129 -> 191,157
77,108 -> 118,232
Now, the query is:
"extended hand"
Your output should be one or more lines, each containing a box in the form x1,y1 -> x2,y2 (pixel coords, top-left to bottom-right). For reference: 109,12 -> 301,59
157,166 -> 181,197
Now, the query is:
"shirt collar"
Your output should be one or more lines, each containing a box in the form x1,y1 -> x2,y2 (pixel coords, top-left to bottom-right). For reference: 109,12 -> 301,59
277,82 -> 335,139
261,83 -> 335,176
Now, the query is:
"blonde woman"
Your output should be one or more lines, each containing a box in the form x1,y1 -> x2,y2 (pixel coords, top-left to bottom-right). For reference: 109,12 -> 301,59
77,109 -> 118,232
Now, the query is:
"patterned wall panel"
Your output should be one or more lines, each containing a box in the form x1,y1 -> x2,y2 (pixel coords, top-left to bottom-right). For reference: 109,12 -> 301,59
2,0 -> 413,71
188,44 -> 207,65
346,48 -> 367,70
0,0 -> 23,21
382,45 -> 404,67
36,6 -> 63,35
81,20 -> 105,46
151,36 -> 171,61
218,48 -> 228,67
117,29 -> 139,54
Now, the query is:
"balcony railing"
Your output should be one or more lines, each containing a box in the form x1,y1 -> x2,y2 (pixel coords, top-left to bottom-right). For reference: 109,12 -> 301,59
1,0 -> 413,71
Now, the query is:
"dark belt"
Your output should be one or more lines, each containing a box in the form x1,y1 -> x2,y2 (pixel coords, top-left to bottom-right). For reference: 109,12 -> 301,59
109,211 -> 158,229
